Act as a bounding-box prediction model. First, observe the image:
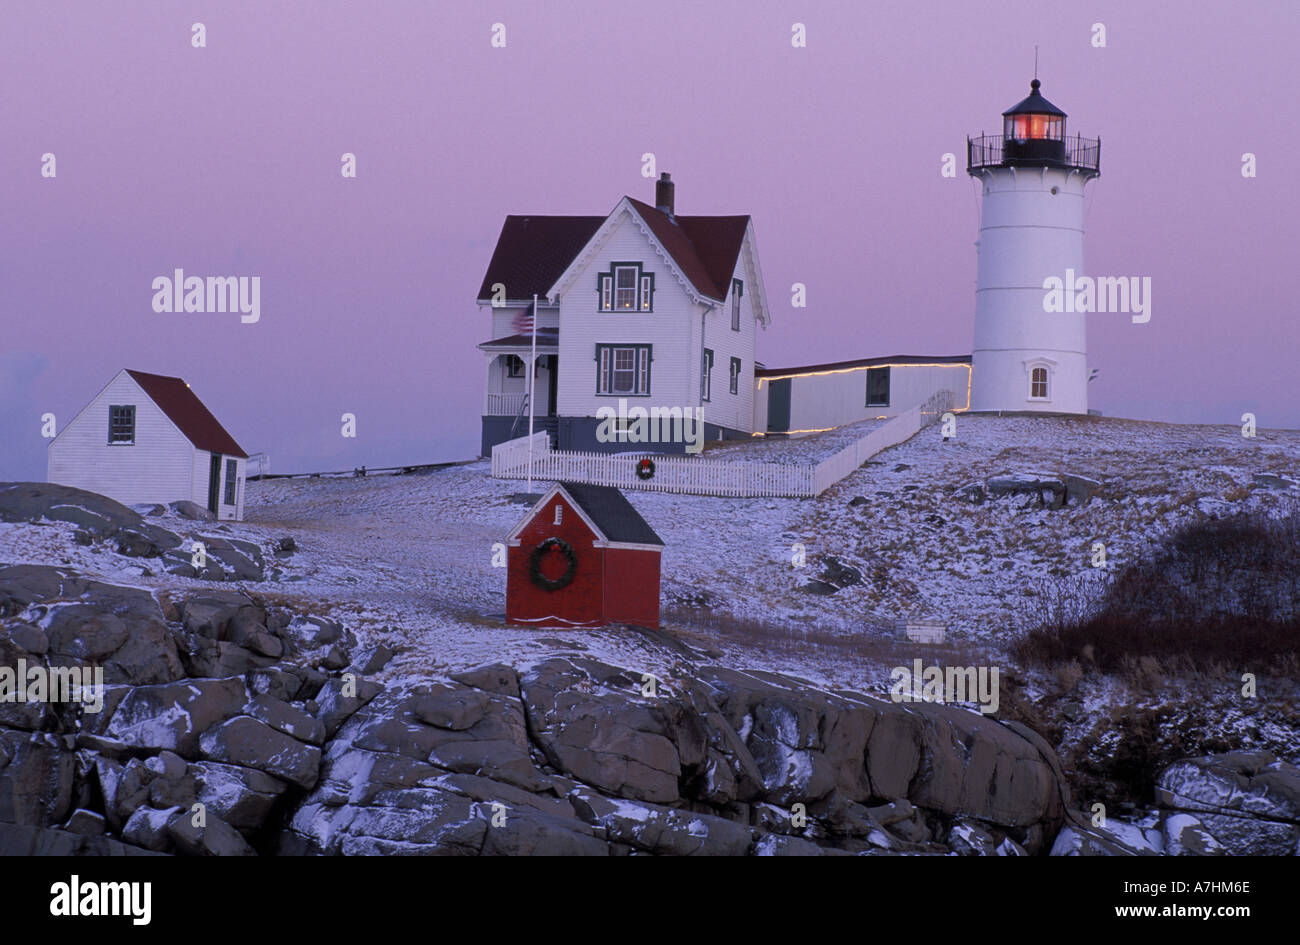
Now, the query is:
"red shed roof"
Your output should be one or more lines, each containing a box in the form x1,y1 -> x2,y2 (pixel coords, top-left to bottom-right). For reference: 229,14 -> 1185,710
125,370 -> 248,458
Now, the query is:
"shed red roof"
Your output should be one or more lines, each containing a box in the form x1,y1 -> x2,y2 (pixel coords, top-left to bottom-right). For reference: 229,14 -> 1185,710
476,199 -> 750,305
125,370 -> 248,458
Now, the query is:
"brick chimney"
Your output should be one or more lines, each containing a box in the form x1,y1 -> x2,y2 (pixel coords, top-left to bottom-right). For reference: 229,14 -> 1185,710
655,172 -> 675,217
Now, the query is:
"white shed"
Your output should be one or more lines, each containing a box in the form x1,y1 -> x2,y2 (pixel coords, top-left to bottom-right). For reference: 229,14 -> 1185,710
47,369 -> 249,520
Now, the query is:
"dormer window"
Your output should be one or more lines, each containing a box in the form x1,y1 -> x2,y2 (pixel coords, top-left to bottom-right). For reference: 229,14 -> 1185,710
599,263 -> 654,312
731,279 -> 743,331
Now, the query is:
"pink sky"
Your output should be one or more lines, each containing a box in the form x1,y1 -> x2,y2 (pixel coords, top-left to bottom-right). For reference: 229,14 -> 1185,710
3,0 -> 1297,479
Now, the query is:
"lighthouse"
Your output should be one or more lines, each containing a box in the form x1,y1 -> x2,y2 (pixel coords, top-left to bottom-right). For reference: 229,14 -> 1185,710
966,79 -> 1101,414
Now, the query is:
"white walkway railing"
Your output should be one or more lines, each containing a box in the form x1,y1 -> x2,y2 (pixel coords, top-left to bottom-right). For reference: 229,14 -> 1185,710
491,390 -> 952,498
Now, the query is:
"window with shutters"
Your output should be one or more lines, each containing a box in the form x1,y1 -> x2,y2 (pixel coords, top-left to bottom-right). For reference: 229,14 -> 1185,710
731,279 -> 743,331
108,405 -> 136,444
729,357 -> 741,395
598,263 -> 653,312
595,344 -> 652,396
701,348 -> 714,402
865,366 -> 891,407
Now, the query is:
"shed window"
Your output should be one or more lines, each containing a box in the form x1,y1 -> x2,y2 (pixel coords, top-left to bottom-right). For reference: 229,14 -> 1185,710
554,504 -> 563,525
109,405 -> 136,444
223,458 -> 238,505
866,367 -> 891,407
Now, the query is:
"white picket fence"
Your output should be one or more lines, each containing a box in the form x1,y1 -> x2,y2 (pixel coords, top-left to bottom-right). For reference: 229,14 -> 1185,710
809,389 -> 952,494
491,390 -> 952,498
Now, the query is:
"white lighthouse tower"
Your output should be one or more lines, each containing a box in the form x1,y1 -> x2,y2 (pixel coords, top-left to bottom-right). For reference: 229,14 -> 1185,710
966,79 -> 1101,414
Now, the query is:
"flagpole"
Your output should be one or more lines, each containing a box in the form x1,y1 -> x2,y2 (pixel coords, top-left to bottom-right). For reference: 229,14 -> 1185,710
527,293 -> 538,492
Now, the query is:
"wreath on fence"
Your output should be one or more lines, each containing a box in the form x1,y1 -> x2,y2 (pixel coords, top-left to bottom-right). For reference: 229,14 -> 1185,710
636,458 -> 656,480
529,537 -> 577,591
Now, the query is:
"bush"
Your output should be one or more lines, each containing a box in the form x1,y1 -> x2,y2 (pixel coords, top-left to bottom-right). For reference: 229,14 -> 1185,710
1013,506 -> 1300,673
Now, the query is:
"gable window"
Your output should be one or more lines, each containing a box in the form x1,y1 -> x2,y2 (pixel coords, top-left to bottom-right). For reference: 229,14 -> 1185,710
223,458 -> 238,506
1030,366 -> 1049,399
865,366 -> 891,407
108,405 -> 136,444
729,357 -> 742,395
553,504 -> 563,525
598,263 -> 653,312
731,279 -> 743,331
615,266 -> 637,309
596,344 -> 652,396
701,348 -> 714,402
505,355 -> 525,378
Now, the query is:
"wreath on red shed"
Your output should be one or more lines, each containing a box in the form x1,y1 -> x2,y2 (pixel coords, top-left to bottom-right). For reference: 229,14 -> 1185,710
529,537 -> 577,591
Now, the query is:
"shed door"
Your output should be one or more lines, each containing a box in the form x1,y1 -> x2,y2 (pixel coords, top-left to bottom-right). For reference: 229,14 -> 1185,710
207,453 -> 222,514
767,378 -> 791,432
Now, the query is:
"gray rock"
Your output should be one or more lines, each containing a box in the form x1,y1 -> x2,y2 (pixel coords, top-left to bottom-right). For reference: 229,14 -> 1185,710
1063,474 -> 1101,506
167,809 -> 256,856
188,761 -> 287,832
199,716 -> 322,789
413,686 -> 490,731
102,677 -> 249,755
1155,751 -> 1300,855
350,645 -> 393,676
315,676 -> 384,737
247,694 -> 326,746
121,806 -> 182,852
170,500 -> 215,521
1252,472 -> 1296,490
63,809 -> 107,836
7,623 -> 48,655
0,731 -> 76,827
0,822 -> 163,856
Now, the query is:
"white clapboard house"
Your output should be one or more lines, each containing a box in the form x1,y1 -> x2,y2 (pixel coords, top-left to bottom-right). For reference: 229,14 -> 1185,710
477,174 -> 972,457
47,369 -> 249,520
477,173 -> 770,455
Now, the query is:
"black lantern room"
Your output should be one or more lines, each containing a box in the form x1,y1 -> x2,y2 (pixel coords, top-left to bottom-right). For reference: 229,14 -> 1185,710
967,78 -> 1100,178
1002,79 -> 1066,164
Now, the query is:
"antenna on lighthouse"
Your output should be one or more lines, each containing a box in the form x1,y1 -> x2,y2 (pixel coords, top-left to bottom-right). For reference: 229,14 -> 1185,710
1034,45 -> 1039,81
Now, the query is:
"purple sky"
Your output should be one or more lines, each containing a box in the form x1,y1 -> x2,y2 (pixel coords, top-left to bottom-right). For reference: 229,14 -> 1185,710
3,0 -> 1297,479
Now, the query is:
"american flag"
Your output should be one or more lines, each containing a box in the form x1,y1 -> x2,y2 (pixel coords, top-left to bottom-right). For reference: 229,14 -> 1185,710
512,303 -> 535,335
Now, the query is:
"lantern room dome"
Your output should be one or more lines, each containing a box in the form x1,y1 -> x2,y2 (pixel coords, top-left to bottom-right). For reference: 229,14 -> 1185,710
1002,79 -> 1067,119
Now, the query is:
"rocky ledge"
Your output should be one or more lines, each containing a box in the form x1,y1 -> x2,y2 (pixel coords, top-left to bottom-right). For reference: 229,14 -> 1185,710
0,563 -> 1295,855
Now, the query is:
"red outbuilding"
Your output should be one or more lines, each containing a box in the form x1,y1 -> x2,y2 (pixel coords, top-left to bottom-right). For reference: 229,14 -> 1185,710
505,482 -> 663,629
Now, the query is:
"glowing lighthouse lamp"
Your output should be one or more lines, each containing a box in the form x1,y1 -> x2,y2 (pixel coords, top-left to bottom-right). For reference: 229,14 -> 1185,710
966,79 -> 1101,414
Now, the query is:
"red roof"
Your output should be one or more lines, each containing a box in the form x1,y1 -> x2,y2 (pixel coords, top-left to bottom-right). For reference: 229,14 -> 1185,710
476,199 -> 750,305
476,216 -> 604,303
125,370 -> 248,458
626,199 -> 749,302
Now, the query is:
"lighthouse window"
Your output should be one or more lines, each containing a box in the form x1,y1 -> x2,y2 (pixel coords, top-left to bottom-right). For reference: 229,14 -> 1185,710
1030,367 -> 1049,399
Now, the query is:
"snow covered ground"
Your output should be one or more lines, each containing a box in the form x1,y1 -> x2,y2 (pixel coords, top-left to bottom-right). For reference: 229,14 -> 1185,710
2,414 -> 1298,698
